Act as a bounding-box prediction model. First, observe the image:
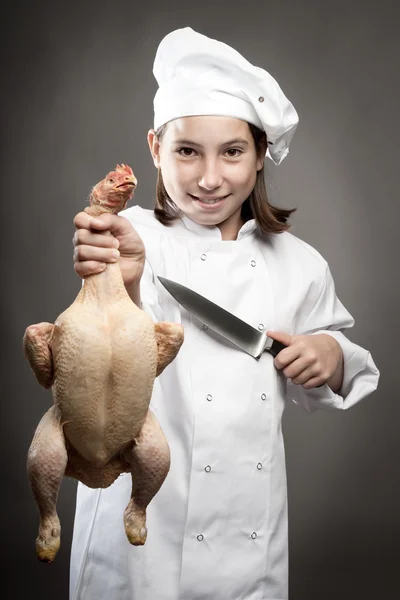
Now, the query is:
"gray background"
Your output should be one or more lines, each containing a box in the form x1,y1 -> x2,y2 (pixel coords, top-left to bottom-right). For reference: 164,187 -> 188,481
2,0 -> 399,598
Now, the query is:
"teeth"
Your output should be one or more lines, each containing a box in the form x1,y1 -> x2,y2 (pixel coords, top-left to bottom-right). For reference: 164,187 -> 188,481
199,198 -> 222,204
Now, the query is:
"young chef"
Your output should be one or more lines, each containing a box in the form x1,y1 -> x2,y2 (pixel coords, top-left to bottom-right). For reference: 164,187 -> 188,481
69,27 -> 380,600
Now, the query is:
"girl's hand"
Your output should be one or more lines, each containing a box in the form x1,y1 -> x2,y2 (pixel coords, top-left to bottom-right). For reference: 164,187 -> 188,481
266,330 -> 344,391
73,211 -> 146,286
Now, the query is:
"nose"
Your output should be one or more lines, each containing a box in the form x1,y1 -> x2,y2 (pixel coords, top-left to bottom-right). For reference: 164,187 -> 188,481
198,158 -> 223,191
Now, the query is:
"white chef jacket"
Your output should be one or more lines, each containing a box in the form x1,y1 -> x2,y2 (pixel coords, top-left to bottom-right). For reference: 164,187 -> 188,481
69,206 -> 379,600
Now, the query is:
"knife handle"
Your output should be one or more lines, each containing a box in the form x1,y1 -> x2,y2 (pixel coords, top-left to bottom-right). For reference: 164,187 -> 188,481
268,340 -> 287,358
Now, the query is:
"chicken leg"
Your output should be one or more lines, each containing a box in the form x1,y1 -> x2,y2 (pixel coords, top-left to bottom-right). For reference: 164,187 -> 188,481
122,409 -> 171,545
27,406 -> 68,562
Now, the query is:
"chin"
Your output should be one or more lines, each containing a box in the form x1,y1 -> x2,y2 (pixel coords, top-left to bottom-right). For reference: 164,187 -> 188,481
191,212 -> 225,225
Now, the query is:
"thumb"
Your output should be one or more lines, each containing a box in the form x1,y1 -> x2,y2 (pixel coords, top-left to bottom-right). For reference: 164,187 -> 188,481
89,213 -> 116,230
90,213 -> 131,238
266,330 -> 293,346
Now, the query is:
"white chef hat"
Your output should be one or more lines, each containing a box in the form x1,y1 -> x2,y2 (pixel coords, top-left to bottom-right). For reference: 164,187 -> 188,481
152,27 -> 299,165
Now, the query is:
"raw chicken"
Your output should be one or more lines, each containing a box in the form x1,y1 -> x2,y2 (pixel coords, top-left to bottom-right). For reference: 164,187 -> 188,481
23,164 -> 184,563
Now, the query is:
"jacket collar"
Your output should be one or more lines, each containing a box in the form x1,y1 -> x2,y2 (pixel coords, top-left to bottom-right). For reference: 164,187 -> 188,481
179,214 -> 257,241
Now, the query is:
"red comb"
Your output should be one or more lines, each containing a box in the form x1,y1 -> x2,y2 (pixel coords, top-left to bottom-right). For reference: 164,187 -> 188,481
115,163 -> 133,175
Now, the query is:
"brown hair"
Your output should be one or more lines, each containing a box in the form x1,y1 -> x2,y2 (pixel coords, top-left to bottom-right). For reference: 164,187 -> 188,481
153,121 -> 297,234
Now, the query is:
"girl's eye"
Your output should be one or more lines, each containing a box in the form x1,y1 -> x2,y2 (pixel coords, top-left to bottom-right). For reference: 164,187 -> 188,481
225,148 -> 242,157
177,147 -> 196,157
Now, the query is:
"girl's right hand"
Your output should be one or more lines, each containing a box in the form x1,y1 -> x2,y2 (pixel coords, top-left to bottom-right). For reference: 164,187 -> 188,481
73,212 -> 146,286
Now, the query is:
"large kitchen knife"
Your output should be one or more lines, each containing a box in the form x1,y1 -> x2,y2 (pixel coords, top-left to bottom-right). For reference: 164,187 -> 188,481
157,276 -> 287,359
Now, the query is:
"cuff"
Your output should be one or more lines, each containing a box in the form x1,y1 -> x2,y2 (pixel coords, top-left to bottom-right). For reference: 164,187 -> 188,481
288,330 -> 380,414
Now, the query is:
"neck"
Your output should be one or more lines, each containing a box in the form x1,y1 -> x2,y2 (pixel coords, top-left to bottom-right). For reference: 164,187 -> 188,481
84,205 -> 116,217
217,211 -> 245,240
76,262 -> 131,306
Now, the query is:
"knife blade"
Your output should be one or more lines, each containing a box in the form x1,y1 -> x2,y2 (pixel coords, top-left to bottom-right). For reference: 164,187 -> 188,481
157,276 -> 287,359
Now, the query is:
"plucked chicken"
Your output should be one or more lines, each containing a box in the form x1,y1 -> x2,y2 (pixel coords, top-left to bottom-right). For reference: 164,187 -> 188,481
23,164 -> 184,562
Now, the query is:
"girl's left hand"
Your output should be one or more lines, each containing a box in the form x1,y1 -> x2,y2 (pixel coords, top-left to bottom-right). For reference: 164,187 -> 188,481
266,330 -> 343,390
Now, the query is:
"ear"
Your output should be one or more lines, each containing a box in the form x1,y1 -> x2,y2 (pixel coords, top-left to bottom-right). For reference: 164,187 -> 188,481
256,138 -> 268,171
256,154 -> 264,171
147,129 -> 161,168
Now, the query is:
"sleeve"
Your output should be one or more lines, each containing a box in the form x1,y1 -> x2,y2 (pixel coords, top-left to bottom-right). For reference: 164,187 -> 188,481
287,262 -> 380,413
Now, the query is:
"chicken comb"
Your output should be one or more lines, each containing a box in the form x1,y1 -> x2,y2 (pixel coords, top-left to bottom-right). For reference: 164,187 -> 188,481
114,163 -> 134,175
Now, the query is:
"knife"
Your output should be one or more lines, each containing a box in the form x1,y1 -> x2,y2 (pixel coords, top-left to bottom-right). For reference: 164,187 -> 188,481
157,276 -> 287,359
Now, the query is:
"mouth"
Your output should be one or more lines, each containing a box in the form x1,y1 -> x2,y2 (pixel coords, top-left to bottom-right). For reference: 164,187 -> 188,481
117,181 -> 136,189
189,193 -> 230,208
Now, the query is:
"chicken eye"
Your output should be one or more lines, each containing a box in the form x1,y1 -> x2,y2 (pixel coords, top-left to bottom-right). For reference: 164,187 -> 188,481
108,178 -> 114,183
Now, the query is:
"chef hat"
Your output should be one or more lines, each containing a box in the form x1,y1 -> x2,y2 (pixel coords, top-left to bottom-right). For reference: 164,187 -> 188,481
152,27 -> 299,165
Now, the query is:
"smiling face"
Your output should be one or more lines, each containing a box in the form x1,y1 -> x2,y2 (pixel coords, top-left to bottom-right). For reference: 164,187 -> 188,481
147,116 -> 265,239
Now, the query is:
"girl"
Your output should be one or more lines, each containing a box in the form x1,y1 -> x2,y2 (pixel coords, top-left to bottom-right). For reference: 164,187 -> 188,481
70,27 -> 379,600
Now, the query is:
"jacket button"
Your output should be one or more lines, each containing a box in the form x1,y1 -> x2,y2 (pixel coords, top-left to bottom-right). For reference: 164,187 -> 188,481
205,465 -> 211,472
206,394 -> 213,401
197,534 -> 204,541
201,253 -> 207,261
251,532 -> 258,539
258,323 -> 264,330
257,463 -> 263,470
261,393 -> 267,401
258,96 -> 264,102
202,324 -> 209,330
251,260 -> 256,267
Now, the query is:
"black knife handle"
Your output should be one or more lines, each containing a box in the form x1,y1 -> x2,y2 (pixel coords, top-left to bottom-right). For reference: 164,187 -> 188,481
269,340 -> 287,358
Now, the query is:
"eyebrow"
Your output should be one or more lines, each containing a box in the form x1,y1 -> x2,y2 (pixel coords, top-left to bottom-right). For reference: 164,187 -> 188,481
172,138 -> 249,147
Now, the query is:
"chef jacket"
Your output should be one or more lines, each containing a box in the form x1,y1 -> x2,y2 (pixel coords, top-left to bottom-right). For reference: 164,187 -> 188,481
69,206 -> 379,600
